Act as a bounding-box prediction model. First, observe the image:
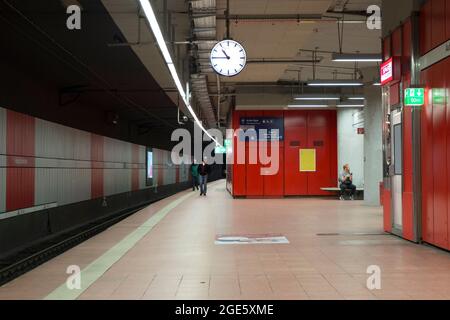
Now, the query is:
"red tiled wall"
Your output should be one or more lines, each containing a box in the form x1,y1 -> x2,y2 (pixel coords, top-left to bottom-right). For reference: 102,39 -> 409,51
420,0 -> 450,55
401,19 -> 415,242
231,110 -> 337,197
91,134 -> 104,199
421,58 -> 450,251
5,110 -> 35,211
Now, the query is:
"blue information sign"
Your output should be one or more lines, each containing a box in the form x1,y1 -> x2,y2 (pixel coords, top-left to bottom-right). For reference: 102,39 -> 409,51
239,117 -> 284,141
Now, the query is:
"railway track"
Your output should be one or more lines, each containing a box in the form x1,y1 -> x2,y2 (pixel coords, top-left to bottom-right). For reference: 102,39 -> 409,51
0,203 -> 149,287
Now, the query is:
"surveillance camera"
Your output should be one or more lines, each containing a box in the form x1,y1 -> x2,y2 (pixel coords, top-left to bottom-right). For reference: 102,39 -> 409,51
182,115 -> 189,122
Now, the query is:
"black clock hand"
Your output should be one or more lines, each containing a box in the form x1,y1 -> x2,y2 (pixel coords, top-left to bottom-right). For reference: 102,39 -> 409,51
221,49 -> 230,59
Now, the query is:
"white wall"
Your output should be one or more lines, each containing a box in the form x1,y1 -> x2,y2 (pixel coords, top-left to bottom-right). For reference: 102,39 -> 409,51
337,109 -> 365,187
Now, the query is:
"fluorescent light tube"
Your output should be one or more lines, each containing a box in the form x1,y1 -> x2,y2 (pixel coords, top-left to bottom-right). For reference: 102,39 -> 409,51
347,97 -> 365,100
337,104 -> 365,108
139,0 -> 173,64
332,53 -> 382,62
307,80 -> 364,87
139,0 -> 221,146
294,94 -> 340,101
288,104 -> 329,108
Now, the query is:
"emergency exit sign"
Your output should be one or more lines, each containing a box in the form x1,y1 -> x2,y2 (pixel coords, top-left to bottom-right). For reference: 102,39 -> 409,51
215,146 -> 227,154
404,88 -> 425,106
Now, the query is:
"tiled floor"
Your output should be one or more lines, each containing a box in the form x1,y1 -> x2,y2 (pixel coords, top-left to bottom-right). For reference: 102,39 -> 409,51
1,180 -> 449,300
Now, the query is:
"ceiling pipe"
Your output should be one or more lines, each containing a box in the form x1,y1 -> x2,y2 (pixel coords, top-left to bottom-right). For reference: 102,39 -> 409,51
217,14 -> 323,20
247,58 -> 323,64
195,58 -> 323,64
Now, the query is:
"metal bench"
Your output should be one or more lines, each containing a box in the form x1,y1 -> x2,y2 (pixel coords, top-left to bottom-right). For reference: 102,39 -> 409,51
320,187 -> 364,200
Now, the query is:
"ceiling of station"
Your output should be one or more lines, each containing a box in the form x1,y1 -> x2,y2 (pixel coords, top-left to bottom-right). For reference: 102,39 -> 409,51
0,0 -> 190,148
215,0 -> 382,84
99,0 -> 383,123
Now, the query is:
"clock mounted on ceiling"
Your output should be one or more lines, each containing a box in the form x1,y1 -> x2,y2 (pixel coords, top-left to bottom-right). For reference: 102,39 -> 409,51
210,39 -> 247,77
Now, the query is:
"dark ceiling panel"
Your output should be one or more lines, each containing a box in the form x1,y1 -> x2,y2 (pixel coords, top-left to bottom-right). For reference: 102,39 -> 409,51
0,0 -> 190,148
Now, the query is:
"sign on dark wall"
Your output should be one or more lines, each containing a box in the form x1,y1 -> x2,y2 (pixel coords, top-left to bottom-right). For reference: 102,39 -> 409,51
239,117 -> 284,141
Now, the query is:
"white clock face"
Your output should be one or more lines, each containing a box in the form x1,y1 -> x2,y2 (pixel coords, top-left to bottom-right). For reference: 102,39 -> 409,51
210,40 -> 247,77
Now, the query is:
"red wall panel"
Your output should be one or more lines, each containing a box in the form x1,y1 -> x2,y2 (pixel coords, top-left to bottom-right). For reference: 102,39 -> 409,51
421,68 -> 434,243
383,188 -> 392,233
447,58 -> 450,250
232,110 -> 337,197
420,0 -> 432,55
402,74 -> 414,241
91,134 -> 104,199
420,0 -> 450,54
232,111 -> 246,196
431,0 -> 446,49
246,144 -> 264,196
284,111 -> 308,195
402,19 -> 412,76
307,111 -> 333,196
390,83 -> 400,106
6,110 -> 35,211
431,62 -> 448,249
132,144 -> 140,191
447,0 -> 450,40
328,111 -> 338,188
262,144 -> 284,197
245,111 -> 264,197
402,106 -> 414,240
157,148 -> 164,186
391,27 -> 403,58
262,111 -> 284,197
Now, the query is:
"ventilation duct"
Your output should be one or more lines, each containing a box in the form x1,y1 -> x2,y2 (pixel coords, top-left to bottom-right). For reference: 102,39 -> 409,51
190,0 -> 217,127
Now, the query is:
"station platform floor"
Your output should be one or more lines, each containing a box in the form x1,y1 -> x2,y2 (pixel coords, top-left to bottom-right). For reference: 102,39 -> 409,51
0,180 -> 449,300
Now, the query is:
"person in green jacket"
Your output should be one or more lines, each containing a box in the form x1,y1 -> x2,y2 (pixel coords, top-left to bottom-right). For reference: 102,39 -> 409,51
191,160 -> 199,191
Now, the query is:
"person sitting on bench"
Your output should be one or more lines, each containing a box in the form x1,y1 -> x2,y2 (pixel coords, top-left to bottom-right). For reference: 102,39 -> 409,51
339,164 -> 356,200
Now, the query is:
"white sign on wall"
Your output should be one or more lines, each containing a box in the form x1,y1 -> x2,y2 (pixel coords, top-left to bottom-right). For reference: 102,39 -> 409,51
353,110 -> 365,129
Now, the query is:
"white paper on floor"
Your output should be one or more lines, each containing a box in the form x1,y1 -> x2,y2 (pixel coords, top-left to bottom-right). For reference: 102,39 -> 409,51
215,234 -> 289,245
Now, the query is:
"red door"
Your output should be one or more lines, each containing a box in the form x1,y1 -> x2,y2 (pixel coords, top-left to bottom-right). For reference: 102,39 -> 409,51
246,143 -> 264,196
307,111 -> 332,196
245,111 -> 264,196
284,111 -> 308,195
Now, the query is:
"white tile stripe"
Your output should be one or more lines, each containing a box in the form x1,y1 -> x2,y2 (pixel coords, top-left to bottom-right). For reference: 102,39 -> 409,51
44,190 -> 195,300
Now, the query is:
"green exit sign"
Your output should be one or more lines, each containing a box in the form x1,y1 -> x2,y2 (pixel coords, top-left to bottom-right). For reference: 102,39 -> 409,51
404,88 -> 425,106
215,146 -> 227,154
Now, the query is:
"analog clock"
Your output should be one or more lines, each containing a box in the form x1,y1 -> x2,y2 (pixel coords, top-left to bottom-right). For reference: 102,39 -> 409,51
210,39 -> 247,77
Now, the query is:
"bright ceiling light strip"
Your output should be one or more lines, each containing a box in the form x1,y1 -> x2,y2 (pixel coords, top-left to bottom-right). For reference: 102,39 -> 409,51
294,98 -> 339,100
347,97 -> 365,100
288,104 -> 329,108
307,80 -> 364,87
139,0 -> 221,146
294,94 -> 340,101
332,53 -> 382,62
337,104 -> 365,108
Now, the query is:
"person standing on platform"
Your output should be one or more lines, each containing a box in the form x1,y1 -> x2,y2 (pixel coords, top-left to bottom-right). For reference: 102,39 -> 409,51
190,159 -> 199,191
198,158 -> 211,196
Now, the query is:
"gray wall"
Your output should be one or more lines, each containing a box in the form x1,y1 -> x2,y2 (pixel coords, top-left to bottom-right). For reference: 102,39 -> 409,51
363,85 -> 384,206
337,109 -> 365,188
